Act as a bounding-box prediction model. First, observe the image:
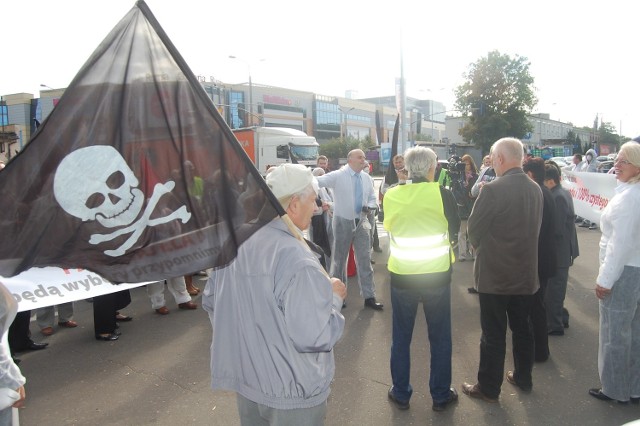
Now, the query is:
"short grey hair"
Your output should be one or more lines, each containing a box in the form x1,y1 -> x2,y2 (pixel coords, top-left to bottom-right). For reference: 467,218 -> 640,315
492,137 -> 524,164
404,146 -> 436,179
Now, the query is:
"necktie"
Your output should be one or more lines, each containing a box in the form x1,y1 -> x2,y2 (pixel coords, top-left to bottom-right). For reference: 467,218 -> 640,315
354,173 -> 363,215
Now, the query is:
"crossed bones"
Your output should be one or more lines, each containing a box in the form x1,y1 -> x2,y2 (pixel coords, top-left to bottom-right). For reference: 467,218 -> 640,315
89,181 -> 191,257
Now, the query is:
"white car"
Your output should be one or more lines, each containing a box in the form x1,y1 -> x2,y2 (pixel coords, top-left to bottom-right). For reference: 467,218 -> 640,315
549,157 -> 568,167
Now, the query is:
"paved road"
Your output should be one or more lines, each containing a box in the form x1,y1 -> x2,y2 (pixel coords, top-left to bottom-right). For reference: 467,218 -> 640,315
14,222 -> 640,425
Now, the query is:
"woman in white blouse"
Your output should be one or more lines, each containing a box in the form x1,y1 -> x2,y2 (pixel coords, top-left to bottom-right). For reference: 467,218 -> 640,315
590,141 -> 640,404
0,282 -> 26,424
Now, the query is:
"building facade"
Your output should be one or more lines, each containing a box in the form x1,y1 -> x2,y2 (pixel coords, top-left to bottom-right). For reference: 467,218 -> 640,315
1,80 -> 595,164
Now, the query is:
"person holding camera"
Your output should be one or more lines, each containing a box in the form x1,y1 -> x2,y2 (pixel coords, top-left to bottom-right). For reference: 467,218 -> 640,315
317,149 -> 383,310
451,155 -> 478,261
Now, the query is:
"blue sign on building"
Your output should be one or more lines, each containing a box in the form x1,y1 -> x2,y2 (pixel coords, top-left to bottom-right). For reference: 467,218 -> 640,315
380,143 -> 391,165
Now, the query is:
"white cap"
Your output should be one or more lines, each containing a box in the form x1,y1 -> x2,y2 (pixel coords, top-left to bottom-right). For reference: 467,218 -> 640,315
266,164 -> 318,200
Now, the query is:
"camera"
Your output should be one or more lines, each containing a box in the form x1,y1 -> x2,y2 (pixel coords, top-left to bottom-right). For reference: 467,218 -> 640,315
447,155 -> 466,180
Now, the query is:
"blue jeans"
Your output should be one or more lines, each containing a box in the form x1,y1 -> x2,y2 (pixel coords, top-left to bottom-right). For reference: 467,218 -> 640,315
389,276 -> 452,403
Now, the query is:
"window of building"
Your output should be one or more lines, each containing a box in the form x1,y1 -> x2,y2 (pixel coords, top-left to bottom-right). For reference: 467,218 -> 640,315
229,91 -> 245,128
0,102 -> 7,126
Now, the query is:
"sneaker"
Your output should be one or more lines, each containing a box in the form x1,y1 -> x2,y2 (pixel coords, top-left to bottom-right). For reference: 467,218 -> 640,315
388,387 -> 410,410
432,388 -> 458,411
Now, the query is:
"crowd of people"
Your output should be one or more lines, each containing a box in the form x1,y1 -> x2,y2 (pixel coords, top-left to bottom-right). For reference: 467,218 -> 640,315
2,138 -> 639,425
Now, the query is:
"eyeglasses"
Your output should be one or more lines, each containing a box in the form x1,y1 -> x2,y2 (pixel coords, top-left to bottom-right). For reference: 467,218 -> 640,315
615,159 -> 631,166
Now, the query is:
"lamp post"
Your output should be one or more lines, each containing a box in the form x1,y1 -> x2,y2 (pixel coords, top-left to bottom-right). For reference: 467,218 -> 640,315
338,106 -> 354,139
229,56 -> 265,126
40,84 -> 54,90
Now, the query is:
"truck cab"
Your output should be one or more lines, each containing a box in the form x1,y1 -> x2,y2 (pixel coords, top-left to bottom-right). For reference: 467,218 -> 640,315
233,127 -> 320,174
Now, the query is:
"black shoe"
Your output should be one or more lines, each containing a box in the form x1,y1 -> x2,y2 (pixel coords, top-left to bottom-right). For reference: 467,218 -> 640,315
364,298 -> 383,310
95,333 -> 120,341
26,341 -> 48,351
342,301 -> 347,309
115,313 -> 133,322
467,287 -> 478,294
548,330 -> 564,336
432,388 -> 458,412
589,388 -> 628,404
388,388 -> 410,410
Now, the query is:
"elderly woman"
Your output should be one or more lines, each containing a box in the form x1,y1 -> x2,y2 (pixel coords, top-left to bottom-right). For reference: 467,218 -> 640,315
383,146 -> 460,412
589,141 -> 640,404
1,282 -> 26,424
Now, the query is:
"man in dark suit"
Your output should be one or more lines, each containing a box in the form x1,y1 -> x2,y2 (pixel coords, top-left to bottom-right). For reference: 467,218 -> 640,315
544,162 -> 579,335
462,137 -> 543,402
523,157 -> 557,362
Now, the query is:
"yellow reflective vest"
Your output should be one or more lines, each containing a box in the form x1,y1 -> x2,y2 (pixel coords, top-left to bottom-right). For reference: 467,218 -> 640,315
383,181 -> 453,275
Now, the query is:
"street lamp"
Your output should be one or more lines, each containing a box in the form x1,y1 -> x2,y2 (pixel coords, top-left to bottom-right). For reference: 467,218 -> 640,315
40,84 -> 54,90
228,56 -> 265,126
338,106 -> 354,139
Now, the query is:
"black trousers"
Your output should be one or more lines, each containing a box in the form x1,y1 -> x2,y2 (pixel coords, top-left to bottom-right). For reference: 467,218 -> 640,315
8,310 -> 32,353
531,278 -> 549,361
478,293 -> 534,398
93,290 -> 131,335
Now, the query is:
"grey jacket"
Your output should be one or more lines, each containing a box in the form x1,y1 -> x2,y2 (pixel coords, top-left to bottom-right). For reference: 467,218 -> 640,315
202,218 -> 345,409
468,168 -> 543,295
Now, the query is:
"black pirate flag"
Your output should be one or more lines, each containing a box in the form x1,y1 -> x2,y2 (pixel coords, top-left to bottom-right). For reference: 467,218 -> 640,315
0,1 -> 283,283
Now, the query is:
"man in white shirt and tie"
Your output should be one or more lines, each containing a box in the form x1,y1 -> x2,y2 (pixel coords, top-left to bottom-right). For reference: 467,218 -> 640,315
316,149 -> 383,310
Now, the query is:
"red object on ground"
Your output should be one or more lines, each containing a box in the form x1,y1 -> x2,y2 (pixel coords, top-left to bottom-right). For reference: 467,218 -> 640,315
347,244 -> 357,277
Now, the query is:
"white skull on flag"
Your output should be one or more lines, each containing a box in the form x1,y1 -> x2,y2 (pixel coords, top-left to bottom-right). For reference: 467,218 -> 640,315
53,145 -> 191,256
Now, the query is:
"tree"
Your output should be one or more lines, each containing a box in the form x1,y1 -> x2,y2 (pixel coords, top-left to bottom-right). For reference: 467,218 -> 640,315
454,51 -> 537,153
318,137 -> 361,160
597,121 -> 619,148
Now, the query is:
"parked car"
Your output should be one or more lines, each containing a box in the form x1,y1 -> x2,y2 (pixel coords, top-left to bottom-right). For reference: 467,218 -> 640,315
596,155 -> 610,163
597,160 -> 614,173
549,157 -> 569,168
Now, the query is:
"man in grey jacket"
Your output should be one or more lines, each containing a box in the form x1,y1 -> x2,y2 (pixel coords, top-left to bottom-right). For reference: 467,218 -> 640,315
203,164 -> 346,425
462,137 -> 543,402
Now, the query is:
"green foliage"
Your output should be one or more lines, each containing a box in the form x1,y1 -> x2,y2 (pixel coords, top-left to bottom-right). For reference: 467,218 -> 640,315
360,135 -> 377,150
454,50 -> 537,153
414,133 -> 433,142
567,131 -> 583,154
319,137 -> 362,159
597,121 -> 619,147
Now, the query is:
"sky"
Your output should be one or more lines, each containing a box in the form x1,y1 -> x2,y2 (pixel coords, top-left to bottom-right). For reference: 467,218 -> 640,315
2,0 -> 639,138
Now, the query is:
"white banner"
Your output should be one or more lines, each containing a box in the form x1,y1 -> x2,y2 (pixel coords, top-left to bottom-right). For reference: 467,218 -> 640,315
562,170 -> 617,225
0,267 -> 150,312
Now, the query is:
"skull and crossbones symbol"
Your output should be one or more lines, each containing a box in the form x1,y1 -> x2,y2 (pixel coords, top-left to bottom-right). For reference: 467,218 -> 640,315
53,145 -> 191,257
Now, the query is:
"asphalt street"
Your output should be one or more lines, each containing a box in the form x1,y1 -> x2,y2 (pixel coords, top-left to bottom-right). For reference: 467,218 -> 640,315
13,206 -> 640,425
